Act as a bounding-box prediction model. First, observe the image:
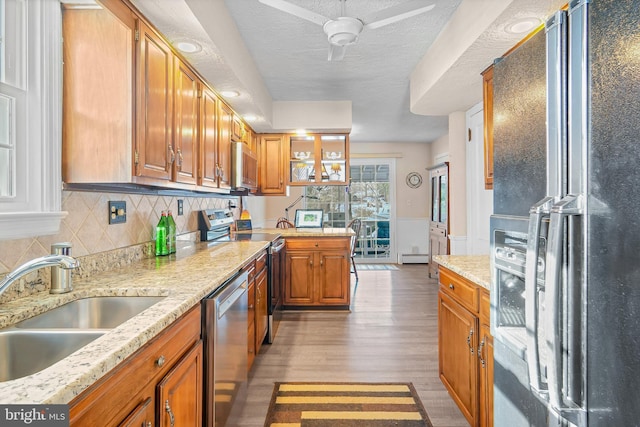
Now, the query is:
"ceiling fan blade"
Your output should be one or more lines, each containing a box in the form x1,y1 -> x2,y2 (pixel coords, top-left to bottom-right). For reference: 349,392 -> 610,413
328,44 -> 347,61
362,0 -> 435,30
258,0 -> 328,26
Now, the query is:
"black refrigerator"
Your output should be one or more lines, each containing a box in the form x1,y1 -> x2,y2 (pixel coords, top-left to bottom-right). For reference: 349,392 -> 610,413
490,0 -> 640,426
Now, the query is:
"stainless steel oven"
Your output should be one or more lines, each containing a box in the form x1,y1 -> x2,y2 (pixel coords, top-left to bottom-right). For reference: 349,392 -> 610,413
268,237 -> 285,343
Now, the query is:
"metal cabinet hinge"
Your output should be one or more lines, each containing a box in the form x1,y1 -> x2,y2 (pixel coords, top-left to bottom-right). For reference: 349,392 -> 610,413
135,29 -> 140,42
134,150 -> 139,165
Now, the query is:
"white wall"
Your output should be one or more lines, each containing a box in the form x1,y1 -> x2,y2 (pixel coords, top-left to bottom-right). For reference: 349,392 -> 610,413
466,102 -> 493,254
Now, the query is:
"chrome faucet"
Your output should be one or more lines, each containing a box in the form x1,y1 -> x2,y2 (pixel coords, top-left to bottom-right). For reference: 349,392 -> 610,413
0,243 -> 80,299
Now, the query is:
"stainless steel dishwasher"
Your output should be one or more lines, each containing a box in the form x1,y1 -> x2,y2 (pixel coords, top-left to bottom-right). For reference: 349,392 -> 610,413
202,270 -> 248,427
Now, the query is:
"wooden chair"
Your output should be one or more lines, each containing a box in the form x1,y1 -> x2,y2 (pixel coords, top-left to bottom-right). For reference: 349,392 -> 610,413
347,218 -> 362,282
276,217 -> 295,229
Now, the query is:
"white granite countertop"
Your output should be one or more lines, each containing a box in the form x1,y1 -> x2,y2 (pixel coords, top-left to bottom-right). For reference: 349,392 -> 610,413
0,229 -> 354,404
432,255 -> 491,290
237,227 -> 354,237
0,240 -> 271,404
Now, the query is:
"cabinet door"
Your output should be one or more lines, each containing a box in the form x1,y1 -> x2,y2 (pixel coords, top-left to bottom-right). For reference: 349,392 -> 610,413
259,134 -> 286,195
255,267 -> 269,351
136,21 -> 173,181
217,102 -> 232,188
478,323 -> 493,427
173,59 -> 198,185
119,396 -> 154,427
157,341 -> 203,427
62,1 -> 136,184
438,290 -> 478,426
317,252 -> 349,305
200,87 -> 219,188
284,251 -> 314,305
482,65 -> 494,190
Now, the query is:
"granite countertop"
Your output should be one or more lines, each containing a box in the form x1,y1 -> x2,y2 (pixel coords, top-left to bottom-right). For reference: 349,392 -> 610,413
242,227 -> 354,237
0,239 -> 271,404
433,255 -> 491,290
0,228 -> 353,404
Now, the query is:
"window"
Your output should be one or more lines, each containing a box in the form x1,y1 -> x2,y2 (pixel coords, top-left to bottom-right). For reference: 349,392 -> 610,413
0,0 -> 65,240
304,158 -> 396,262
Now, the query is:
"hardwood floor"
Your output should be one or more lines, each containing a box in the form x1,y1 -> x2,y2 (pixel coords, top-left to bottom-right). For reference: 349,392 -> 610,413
233,264 -> 468,427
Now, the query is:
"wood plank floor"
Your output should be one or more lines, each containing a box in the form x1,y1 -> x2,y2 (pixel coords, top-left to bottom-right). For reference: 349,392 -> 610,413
233,264 -> 468,427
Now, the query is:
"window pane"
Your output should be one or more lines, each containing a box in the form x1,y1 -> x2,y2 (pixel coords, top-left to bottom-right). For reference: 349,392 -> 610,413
0,94 -> 14,197
1,0 -> 27,88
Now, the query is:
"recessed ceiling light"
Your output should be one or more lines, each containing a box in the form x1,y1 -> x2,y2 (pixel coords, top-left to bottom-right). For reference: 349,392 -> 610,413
506,17 -> 542,34
295,129 -> 308,136
174,40 -> 202,53
220,90 -> 240,98
243,115 -> 258,122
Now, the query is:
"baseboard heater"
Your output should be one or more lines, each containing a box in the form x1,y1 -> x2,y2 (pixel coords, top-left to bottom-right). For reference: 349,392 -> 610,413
398,253 -> 429,264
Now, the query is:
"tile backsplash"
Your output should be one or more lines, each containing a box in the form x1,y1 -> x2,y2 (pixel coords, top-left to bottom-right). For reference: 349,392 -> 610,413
0,191 -> 238,300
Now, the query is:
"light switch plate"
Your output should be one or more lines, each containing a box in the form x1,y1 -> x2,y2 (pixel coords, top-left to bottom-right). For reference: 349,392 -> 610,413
109,201 -> 126,224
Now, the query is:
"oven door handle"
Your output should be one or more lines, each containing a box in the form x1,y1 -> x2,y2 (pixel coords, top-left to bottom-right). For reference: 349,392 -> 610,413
271,239 -> 285,253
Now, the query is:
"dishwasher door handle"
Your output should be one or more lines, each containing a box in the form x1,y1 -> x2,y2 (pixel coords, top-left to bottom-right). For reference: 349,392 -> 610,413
217,285 -> 247,319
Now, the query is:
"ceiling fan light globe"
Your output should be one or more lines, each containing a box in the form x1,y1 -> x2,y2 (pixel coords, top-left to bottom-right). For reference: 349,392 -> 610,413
323,17 -> 363,46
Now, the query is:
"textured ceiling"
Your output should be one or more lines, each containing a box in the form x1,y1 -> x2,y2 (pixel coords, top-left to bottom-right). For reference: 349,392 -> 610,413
128,0 -> 565,144
223,0 -> 462,143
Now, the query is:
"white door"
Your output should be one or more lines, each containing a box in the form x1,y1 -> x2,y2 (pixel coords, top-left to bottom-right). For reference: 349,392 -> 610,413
466,102 -> 493,254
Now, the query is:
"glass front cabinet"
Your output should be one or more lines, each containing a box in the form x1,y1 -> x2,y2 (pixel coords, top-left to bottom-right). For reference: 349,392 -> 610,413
289,134 -> 349,185
428,162 -> 449,278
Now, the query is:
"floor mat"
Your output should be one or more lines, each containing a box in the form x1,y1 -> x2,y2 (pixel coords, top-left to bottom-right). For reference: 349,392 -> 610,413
264,382 -> 434,427
356,264 -> 399,271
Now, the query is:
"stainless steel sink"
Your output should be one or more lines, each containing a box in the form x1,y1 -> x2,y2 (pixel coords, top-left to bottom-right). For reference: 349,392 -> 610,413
14,296 -> 165,329
0,329 -> 105,382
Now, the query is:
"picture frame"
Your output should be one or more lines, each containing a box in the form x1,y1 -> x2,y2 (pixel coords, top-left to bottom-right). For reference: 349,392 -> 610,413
294,209 -> 324,228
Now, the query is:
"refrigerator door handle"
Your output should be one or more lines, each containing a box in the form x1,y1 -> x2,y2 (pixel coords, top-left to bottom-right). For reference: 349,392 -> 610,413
525,196 -> 555,398
545,194 -> 586,426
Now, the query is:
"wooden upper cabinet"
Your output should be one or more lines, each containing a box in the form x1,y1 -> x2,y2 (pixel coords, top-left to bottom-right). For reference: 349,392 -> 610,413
136,20 -> 173,181
62,0 -> 136,184
173,59 -> 199,185
232,115 -> 245,142
199,87 -> 219,188
482,64 -> 494,190
218,102 -> 233,189
259,134 -> 286,195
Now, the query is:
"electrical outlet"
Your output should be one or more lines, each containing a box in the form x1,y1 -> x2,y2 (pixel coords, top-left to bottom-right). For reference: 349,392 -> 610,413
109,201 -> 126,224
177,199 -> 184,216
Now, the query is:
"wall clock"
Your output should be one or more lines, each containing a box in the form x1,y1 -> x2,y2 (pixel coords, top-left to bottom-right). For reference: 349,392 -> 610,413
406,172 -> 423,188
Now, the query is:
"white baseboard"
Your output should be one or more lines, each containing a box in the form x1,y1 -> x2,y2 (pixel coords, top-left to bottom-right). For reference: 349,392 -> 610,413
398,253 -> 429,264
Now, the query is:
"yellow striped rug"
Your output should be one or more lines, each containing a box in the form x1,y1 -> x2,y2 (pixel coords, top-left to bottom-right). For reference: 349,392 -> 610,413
264,382 -> 433,427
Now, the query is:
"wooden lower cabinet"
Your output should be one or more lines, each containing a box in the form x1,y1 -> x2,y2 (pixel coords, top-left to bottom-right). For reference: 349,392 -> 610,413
69,306 -> 202,427
158,342 -> 203,427
438,266 -> 493,427
284,237 -> 350,308
247,250 -> 268,371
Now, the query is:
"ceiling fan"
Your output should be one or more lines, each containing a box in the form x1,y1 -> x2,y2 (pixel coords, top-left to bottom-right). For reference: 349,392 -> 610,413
258,0 -> 436,61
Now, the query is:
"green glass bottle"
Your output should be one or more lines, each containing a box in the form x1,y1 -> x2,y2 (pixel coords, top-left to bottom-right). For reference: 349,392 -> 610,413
167,210 -> 176,254
155,211 -> 168,256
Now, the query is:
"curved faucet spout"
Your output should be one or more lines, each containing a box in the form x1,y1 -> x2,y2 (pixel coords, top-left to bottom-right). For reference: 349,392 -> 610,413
0,254 -> 80,299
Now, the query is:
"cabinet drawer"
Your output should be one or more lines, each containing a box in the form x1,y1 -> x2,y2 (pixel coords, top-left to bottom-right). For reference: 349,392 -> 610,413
255,251 -> 268,272
439,268 -> 479,313
479,289 -> 490,327
286,237 -> 349,251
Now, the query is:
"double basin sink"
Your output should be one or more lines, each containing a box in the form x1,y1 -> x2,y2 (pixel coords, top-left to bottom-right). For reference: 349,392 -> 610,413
0,296 -> 165,382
